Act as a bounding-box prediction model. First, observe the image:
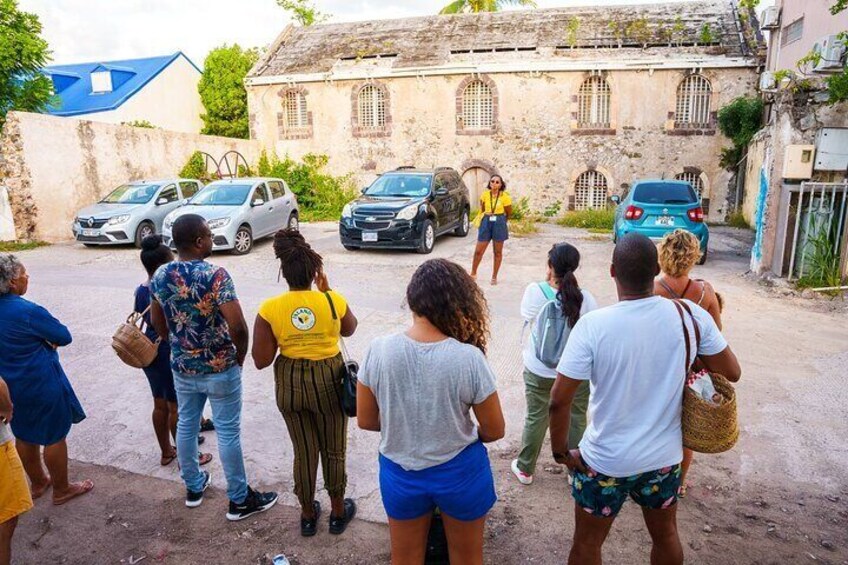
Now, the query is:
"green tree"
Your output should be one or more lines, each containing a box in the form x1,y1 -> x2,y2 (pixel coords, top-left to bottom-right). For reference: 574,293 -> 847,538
0,0 -> 53,128
439,0 -> 536,15
277,0 -> 329,26
717,96 -> 763,169
197,44 -> 258,139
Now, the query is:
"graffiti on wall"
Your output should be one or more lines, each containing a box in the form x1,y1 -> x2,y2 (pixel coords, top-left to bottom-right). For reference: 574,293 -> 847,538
750,147 -> 771,271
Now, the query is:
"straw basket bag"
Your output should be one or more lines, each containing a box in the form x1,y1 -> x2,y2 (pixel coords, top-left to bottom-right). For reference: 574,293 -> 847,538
112,306 -> 161,369
673,300 -> 739,454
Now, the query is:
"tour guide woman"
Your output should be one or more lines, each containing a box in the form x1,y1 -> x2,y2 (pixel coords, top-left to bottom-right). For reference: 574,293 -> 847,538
251,228 -> 359,537
470,175 -> 512,285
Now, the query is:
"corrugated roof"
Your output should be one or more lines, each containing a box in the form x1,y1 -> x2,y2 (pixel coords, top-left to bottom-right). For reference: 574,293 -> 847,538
251,1 -> 752,78
42,52 -> 201,117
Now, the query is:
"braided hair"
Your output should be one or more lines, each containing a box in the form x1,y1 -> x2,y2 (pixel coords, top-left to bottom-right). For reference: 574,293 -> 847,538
273,228 -> 323,289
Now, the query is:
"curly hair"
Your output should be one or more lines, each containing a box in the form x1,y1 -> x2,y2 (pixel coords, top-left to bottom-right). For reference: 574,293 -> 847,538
273,228 -> 323,289
0,254 -> 23,295
406,259 -> 489,353
658,229 -> 702,278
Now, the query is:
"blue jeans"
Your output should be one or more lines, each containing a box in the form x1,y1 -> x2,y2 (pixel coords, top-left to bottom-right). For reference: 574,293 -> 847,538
173,365 -> 248,504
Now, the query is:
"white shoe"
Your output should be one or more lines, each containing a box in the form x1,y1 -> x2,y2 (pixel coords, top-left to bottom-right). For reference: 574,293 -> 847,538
511,459 -> 533,485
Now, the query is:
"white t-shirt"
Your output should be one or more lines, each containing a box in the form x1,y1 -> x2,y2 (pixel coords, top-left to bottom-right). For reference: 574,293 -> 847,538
521,283 -> 598,378
557,296 -> 728,477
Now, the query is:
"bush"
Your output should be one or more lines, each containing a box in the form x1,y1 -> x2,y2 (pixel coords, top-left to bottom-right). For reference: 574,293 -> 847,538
510,196 -> 532,221
0,240 -> 48,252
726,210 -> 751,229
179,151 -> 214,183
543,200 -> 562,218
557,209 -> 615,230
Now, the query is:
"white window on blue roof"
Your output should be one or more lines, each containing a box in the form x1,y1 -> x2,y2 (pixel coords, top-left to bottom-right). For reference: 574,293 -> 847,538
91,71 -> 113,94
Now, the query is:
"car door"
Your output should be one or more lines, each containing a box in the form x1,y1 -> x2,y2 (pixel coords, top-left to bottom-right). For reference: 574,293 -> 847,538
267,180 -> 289,229
248,183 -> 273,237
432,173 -> 453,232
151,183 -> 181,231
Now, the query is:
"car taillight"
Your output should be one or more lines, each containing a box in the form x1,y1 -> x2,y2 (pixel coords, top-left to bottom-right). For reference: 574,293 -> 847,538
624,205 -> 644,220
687,207 -> 704,223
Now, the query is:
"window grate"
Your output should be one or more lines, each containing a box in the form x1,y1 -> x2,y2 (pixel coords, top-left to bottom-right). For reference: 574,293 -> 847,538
357,85 -> 386,129
675,172 -> 705,199
283,91 -> 308,129
462,80 -> 494,129
675,75 -> 712,129
781,17 -> 804,47
577,76 -> 611,128
575,171 -> 609,210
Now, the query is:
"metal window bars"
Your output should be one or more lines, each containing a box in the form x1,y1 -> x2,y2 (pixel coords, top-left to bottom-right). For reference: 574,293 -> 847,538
675,172 -> 705,199
358,85 -> 386,129
786,181 -> 848,282
575,171 -> 609,210
577,76 -> 611,128
462,80 -> 494,129
284,91 -> 308,129
675,75 -> 712,129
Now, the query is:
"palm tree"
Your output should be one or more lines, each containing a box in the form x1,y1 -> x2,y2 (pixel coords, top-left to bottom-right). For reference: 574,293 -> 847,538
439,0 -> 537,15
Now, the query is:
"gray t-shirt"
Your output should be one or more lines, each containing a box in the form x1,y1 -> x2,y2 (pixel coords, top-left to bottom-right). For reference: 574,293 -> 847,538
359,333 -> 498,471
0,420 -> 13,444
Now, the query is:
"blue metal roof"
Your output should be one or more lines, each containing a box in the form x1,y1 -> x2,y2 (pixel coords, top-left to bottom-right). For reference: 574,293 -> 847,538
41,52 -> 201,117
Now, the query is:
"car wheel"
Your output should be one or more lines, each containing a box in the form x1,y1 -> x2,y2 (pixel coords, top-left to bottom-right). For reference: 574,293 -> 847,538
454,209 -> 470,237
288,213 -> 299,231
232,226 -> 253,255
343,244 -> 359,251
417,220 -> 435,254
698,248 -> 708,265
134,221 -> 155,248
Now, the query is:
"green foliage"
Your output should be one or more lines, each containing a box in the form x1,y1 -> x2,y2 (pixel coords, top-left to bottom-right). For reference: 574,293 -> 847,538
565,17 -> 580,48
198,44 -> 259,139
717,96 -> 763,170
672,16 -> 685,45
832,0 -> 847,15
826,69 -> 848,104
178,151 -> 214,183
699,23 -> 716,44
726,210 -> 751,229
121,120 -> 155,128
0,240 -> 48,252
625,18 -> 651,46
439,0 -> 536,15
608,21 -> 624,45
276,0 -> 329,26
509,196 -> 532,221
0,0 -> 53,128
510,216 -> 539,237
795,226 -> 844,292
542,200 -> 562,218
557,209 -> 615,230
773,69 -> 793,83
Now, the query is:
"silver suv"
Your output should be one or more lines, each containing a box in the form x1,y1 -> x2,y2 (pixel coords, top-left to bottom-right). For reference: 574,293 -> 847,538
73,179 -> 201,247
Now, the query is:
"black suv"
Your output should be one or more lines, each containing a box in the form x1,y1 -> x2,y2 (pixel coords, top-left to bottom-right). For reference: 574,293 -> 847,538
339,167 -> 471,254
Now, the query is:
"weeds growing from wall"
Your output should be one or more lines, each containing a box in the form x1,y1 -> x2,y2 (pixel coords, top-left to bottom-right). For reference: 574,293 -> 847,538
557,209 -> 615,230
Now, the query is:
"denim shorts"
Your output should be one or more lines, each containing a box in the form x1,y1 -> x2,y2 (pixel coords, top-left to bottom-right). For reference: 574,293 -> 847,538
571,459 -> 682,518
379,441 -> 497,522
477,214 -> 509,242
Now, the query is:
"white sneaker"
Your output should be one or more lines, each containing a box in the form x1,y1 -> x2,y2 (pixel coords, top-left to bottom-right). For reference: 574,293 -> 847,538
511,459 -> 533,485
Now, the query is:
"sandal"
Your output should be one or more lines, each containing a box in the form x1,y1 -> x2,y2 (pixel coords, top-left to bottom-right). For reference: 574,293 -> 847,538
490,278 -> 498,286
199,452 -> 213,466
329,499 -> 357,535
31,478 -> 52,499
301,500 -> 321,537
198,435 -> 206,446
200,419 -> 215,433
52,479 -> 94,505
160,448 -> 177,467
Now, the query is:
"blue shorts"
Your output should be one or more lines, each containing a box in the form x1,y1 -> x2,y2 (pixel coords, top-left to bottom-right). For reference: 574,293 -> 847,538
477,214 -> 509,242
379,441 -> 497,522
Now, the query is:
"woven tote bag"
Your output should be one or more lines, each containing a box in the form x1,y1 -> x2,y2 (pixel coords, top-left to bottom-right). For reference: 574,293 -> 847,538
112,306 -> 161,369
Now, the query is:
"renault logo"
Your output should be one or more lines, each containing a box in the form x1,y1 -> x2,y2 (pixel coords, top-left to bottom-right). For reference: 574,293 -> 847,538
662,208 -> 669,214
87,217 -> 95,227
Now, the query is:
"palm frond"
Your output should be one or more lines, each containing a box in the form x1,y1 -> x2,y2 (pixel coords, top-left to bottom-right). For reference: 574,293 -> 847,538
440,0 -> 469,14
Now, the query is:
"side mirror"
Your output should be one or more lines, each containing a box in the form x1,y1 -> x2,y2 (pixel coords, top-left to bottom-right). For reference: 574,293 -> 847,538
252,198 -> 265,207
156,197 -> 168,206
435,187 -> 449,196
361,187 -> 368,194
610,195 -> 621,205
182,198 -> 189,205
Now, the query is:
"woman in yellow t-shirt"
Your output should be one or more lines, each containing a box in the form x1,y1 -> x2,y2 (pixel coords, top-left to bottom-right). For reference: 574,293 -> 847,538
470,175 -> 513,285
252,229 -> 359,537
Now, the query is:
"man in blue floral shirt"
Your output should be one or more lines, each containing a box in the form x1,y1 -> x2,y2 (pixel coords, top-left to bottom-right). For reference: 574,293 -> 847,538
151,214 -> 277,521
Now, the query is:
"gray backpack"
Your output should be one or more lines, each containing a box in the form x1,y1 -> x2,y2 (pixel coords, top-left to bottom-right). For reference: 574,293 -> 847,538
531,283 -> 573,369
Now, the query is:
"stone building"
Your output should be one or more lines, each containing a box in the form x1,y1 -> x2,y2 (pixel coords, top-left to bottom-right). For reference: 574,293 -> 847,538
246,1 -> 761,220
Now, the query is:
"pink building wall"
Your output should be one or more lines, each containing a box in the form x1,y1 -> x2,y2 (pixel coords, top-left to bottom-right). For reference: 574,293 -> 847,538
766,0 -> 848,71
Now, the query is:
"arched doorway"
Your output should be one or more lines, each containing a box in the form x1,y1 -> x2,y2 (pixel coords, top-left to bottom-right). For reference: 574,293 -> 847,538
462,167 -> 491,209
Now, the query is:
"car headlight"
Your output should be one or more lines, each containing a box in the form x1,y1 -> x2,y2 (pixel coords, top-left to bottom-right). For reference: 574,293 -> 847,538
207,217 -> 231,230
108,215 -> 130,225
341,204 -> 353,219
396,204 -> 419,221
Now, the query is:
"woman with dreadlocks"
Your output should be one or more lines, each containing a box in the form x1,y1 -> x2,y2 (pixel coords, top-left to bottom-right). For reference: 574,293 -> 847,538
252,229 -> 359,537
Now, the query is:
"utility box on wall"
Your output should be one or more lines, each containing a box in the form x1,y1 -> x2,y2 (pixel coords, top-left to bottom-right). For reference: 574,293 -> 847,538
815,128 -> 848,171
783,145 -> 815,179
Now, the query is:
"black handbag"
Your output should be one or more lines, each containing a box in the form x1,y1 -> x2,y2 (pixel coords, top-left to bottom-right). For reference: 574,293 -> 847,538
324,292 -> 358,417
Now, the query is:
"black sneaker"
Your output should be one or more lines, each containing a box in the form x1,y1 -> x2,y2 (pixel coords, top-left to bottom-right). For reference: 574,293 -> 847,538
329,499 -> 357,535
185,471 -> 211,508
301,500 -> 321,537
200,419 -> 215,433
226,486 -> 278,522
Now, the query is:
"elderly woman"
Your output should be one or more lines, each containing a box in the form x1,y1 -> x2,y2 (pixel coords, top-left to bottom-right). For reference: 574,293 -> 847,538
0,255 -> 93,505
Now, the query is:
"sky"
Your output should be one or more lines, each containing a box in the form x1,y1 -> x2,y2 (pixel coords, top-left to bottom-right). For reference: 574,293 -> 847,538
19,0 -> 774,67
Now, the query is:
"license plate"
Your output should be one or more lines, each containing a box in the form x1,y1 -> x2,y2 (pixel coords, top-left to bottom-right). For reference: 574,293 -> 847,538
655,216 -> 674,226
362,231 -> 378,242
82,229 -> 100,237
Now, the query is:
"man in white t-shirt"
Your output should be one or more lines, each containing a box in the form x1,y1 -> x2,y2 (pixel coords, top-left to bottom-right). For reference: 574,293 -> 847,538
549,233 -> 741,565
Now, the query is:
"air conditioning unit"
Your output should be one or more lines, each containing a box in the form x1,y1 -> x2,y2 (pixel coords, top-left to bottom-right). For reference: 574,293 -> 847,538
759,71 -> 777,91
812,35 -> 847,72
760,6 -> 780,30
783,145 -> 815,180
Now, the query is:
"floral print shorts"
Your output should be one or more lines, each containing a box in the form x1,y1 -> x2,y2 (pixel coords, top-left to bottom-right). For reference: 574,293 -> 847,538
571,460 -> 682,518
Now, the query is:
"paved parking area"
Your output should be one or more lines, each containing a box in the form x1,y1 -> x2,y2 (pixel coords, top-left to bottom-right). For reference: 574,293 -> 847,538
14,222 -> 848,525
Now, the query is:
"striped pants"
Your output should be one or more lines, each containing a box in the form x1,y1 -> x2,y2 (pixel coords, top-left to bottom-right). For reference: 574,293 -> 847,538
274,355 -> 348,509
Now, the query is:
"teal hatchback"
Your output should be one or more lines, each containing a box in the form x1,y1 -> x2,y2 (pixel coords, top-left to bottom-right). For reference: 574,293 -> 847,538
612,180 -> 709,263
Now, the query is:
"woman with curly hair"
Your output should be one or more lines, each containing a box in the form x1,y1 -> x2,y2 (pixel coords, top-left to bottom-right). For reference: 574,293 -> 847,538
252,229 -> 359,537
357,259 -> 505,565
654,229 -> 724,497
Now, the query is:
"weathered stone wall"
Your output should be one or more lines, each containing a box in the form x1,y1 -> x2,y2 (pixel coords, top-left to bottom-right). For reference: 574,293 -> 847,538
0,112 -> 261,242
249,67 -> 758,221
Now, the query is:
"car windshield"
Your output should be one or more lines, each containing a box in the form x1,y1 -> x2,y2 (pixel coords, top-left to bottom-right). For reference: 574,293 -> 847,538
189,184 -> 252,206
633,183 -> 697,205
365,174 -> 432,198
100,184 -> 160,204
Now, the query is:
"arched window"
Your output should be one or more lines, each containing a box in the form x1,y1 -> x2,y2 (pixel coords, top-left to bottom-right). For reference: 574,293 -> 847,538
574,170 -> 609,210
357,84 -> 386,129
283,90 -> 308,129
675,75 -> 712,128
461,80 -> 494,130
675,172 -> 705,199
577,76 -> 611,128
